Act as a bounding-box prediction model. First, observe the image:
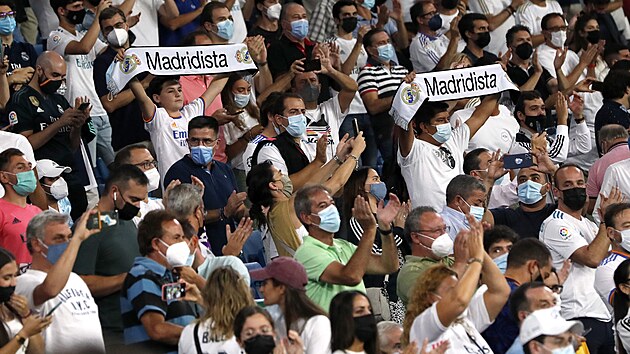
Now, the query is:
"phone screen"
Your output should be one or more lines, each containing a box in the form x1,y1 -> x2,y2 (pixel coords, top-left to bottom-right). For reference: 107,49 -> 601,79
503,153 -> 534,170
303,59 -> 321,72
162,282 -> 186,301
87,211 -> 119,230
77,102 -> 90,111
46,302 -> 63,316
352,118 -> 359,136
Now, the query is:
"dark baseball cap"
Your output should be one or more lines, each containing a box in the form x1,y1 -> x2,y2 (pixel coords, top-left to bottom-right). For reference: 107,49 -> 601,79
250,257 -> 308,291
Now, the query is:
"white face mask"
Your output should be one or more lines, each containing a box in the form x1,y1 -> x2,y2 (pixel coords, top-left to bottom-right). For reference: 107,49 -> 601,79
550,30 -> 567,48
419,233 -> 453,258
618,229 -> 630,252
160,240 -> 192,268
107,27 -> 129,48
144,168 -> 160,193
266,3 -> 282,20
46,177 -> 69,200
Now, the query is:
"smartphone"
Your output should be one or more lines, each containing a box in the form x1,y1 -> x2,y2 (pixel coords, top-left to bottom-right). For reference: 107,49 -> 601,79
303,59 -> 321,72
503,153 -> 534,169
230,109 -> 245,115
352,118 -> 360,136
590,81 -> 604,92
87,211 -> 119,230
161,282 -> 186,301
77,102 -> 90,111
46,301 -> 63,316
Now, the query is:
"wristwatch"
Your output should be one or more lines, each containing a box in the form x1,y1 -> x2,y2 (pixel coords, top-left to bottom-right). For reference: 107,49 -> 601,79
15,333 -> 25,345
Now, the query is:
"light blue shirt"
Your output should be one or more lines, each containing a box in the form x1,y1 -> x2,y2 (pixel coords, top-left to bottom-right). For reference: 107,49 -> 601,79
440,206 -> 469,240
506,337 -> 524,354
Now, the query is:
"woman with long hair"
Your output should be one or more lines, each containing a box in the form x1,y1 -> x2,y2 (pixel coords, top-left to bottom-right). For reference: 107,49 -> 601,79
341,167 -> 408,323
401,216 -> 510,353
613,258 -> 630,354
251,257 -> 330,354
178,267 -> 255,353
568,13 -> 608,80
234,306 -> 305,354
0,248 -> 50,354
330,291 -> 378,354
221,72 -> 264,192
246,133 -> 365,257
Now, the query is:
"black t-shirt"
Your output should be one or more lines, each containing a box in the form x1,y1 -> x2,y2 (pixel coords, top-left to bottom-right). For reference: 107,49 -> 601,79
249,26 -> 282,47
462,46 -> 499,66
507,61 -> 554,103
491,203 -> 556,239
5,41 -> 36,73
93,46 -> 150,151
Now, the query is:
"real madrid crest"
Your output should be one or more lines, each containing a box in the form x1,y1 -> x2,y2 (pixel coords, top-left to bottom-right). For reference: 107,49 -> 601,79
57,104 -> 64,114
119,54 -> 141,74
235,47 -> 253,64
400,83 -> 421,105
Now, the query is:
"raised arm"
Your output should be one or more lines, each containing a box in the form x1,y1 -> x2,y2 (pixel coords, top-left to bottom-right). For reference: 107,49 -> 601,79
247,36 -> 273,94
201,74 -> 229,107
435,17 -> 461,70
323,133 -> 366,195
341,26 -> 370,75
129,77 -> 156,119
320,56 -> 357,114
366,194 -> 401,274
480,251 -> 511,321
464,93 -> 500,138
397,119 -> 415,158
158,5 -> 203,31
64,0 -> 111,55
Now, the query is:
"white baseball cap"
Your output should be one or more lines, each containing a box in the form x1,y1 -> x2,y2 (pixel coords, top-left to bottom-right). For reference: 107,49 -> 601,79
35,159 -> 71,178
519,307 -> 584,344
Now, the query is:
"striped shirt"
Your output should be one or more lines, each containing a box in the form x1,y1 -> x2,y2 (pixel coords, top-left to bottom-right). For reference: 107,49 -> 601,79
121,257 -> 198,353
410,32 -> 451,73
357,57 -> 409,103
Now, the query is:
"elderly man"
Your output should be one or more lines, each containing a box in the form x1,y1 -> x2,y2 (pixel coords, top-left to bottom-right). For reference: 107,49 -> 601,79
440,175 -> 488,240
17,210 -> 104,353
377,321 -> 403,354
519,308 -> 584,354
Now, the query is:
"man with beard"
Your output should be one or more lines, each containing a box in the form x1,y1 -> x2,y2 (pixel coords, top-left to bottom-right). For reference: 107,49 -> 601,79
539,164 -> 616,354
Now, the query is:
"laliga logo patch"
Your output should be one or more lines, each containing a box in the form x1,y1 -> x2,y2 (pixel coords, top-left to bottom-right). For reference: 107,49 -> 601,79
559,227 -> 570,240
119,54 -> 140,74
8,111 -> 17,125
235,47 -> 253,64
401,83 -> 421,105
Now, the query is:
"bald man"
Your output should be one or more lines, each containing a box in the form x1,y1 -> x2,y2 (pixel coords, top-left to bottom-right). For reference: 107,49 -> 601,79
4,50 -> 94,220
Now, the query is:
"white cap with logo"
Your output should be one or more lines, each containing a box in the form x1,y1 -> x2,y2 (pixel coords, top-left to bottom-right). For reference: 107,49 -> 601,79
35,159 -> 72,178
519,307 -> 584,344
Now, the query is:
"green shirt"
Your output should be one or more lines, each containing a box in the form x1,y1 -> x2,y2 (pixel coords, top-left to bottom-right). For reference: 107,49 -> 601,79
73,219 -> 140,331
294,236 -> 366,312
397,255 -> 454,306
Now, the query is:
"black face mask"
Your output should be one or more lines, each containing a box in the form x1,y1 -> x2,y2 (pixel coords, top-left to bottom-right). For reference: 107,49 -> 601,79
114,192 -> 140,221
514,42 -> 533,60
39,75 -> 63,95
341,17 -> 358,33
244,334 -> 276,354
561,187 -> 587,211
585,30 -> 600,44
474,32 -> 491,48
524,114 -> 546,131
0,285 -> 15,303
66,9 -> 87,25
441,0 -> 459,10
354,314 -> 377,343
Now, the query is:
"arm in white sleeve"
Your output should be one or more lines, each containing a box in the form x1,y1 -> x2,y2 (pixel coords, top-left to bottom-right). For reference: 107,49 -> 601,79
567,120 -> 592,156
549,125 -> 569,164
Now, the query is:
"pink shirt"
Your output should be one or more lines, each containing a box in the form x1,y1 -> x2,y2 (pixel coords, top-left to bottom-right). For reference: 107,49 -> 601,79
587,143 -> 630,197
180,75 -> 228,163
0,198 -> 41,272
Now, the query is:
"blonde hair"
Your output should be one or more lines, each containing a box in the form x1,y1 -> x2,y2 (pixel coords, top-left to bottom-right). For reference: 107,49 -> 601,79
448,53 -> 472,69
199,267 -> 255,339
402,265 -> 458,346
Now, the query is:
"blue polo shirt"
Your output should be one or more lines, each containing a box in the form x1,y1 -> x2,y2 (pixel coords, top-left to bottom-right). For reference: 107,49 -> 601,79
164,155 -> 237,255
595,100 -> 630,154
482,277 -> 521,354
120,257 -> 197,353
158,0 -> 203,46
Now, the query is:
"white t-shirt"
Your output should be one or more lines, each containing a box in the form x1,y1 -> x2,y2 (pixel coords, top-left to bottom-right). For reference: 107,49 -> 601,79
135,197 -> 165,226
468,0 -> 516,55
46,27 -> 107,117
409,286 -> 493,354
516,0 -> 563,36
3,318 -> 27,354
563,92 -> 602,171
398,124 -> 470,210
223,0 -> 247,44
144,98 -> 206,180
112,0 -> 164,46
272,315 -> 331,354
410,32 -> 451,73
243,134 -> 270,175
594,158 -> 630,224
16,270 -> 105,353
257,97 -> 346,174
223,111 -> 260,170
617,310 -> 630,353
595,251 -> 629,314
178,319 -> 242,354
333,36 -> 368,115
449,105 -> 519,153
537,44 -> 581,80
0,132 -> 36,198
539,209 -> 611,321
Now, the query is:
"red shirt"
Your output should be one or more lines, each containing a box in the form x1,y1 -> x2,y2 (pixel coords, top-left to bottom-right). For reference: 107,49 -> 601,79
0,198 -> 41,272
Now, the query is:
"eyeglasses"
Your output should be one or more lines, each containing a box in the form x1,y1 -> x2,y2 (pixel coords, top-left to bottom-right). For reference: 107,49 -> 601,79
417,226 -> 451,234
547,26 -> 568,32
548,284 -> 563,294
0,11 -> 15,19
189,137 -> 219,147
420,11 -> 437,17
133,160 -> 158,170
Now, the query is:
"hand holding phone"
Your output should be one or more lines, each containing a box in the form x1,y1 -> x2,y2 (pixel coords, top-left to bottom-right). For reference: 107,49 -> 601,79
77,102 -> 90,111
303,59 -> 321,72
46,302 -> 63,316
162,282 -> 186,301
503,153 -> 533,170
87,211 -> 119,230
352,118 -> 360,136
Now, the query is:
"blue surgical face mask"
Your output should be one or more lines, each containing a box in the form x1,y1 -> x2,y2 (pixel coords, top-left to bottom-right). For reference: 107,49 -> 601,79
432,123 -> 452,143
0,16 -> 16,36
492,252 -> 508,273
461,197 -> 484,222
190,146 -> 214,166
284,114 -> 307,137
290,19 -> 309,40
377,43 -> 396,62
5,170 -> 37,196
234,93 -> 250,108
428,14 -> 442,31
517,180 -> 544,205
312,204 -> 341,233
215,19 -> 234,40
81,9 -> 95,30
40,240 -> 69,265
369,182 -> 387,201
361,0 -> 375,9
